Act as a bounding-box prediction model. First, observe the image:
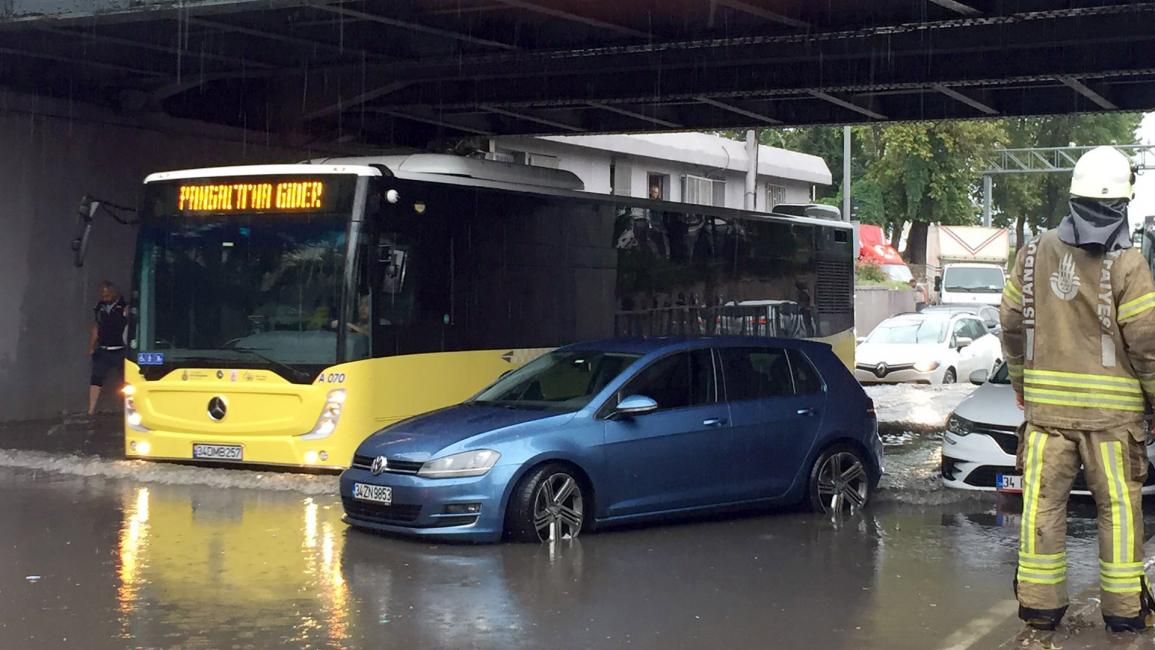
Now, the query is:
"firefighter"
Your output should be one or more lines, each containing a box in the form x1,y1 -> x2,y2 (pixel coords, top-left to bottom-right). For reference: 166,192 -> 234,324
1001,146 -> 1155,633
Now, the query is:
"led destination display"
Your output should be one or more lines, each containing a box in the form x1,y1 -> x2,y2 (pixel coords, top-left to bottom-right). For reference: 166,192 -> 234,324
177,181 -> 326,213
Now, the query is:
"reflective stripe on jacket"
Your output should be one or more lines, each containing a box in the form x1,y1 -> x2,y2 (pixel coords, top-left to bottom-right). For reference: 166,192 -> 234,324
1000,230 -> 1155,431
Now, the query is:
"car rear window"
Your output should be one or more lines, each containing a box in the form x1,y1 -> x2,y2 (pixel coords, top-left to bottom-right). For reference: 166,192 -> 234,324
719,347 -> 794,401
788,349 -> 825,394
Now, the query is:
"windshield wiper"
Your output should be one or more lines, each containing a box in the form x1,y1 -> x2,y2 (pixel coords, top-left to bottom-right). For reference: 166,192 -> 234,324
187,347 -> 313,382
230,346 -> 313,382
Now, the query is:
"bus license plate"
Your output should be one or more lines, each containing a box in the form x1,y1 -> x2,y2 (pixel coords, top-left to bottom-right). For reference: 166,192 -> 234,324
192,444 -> 243,461
996,474 -> 1023,493
353,483 -> 392,505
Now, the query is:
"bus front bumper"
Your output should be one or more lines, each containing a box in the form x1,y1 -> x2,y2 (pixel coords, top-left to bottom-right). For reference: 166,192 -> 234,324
124,428 -> 351,471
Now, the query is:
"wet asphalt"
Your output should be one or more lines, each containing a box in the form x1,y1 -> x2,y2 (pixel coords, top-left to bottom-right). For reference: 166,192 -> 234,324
1,391 -> 1154,649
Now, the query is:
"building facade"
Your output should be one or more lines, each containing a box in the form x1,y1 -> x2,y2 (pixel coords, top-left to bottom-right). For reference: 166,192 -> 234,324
493,132 -> 832,211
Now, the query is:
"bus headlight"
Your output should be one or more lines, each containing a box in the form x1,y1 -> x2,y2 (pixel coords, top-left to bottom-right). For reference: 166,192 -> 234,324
418,450 -> 501,479
302,389 -> 346,440
123,385 -> 150,432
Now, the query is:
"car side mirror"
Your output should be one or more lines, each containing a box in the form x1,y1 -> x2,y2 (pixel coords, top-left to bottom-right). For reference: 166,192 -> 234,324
969,369 -> 989,385
856,336 -> 867,345
956,336 -> 974,350
934,276 -> 942,292
613,395 -> 658,418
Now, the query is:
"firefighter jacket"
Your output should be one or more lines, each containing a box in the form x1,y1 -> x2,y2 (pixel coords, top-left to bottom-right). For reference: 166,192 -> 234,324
1001,230 -> 1155,431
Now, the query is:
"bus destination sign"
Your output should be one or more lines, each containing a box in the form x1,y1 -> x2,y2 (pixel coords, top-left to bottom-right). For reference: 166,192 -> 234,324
177,181 -> 326,213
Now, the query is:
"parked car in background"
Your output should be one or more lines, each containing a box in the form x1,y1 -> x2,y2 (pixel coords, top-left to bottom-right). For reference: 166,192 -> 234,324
941,362 -> 1155,494
341,337 -> 883,543
859,224 -> 913,283
854,312 -> 1002,385
919,304 -> 1002,337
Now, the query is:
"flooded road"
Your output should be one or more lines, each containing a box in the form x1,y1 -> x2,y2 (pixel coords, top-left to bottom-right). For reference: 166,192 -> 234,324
1,384 -> 1153,649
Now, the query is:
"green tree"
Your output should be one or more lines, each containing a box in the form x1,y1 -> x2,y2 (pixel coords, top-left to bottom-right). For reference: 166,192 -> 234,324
991,113 -> 1142,246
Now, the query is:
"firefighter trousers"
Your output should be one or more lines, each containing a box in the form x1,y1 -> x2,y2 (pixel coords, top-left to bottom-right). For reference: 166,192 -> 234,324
1017,425 -> 1148,618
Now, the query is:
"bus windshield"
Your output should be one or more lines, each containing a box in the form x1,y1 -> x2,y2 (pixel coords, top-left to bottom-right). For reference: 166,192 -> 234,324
136,215 -> 350,373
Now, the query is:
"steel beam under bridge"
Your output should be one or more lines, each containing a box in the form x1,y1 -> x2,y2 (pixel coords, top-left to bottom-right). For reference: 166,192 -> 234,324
0,0 -> 329,24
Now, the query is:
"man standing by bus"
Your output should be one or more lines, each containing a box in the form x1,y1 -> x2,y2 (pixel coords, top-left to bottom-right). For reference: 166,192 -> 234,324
1001,146 -> 1155,633
88,280 -> 128,416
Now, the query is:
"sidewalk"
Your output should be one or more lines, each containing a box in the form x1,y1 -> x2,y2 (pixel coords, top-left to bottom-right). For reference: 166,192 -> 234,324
949,548 -> 1155,649
0,413 -> 122,457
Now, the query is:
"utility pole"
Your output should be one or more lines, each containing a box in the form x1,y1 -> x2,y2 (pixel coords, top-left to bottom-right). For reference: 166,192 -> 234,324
745,130 -> 758,211
982,174 -> 993,227
842,126 -> 851,222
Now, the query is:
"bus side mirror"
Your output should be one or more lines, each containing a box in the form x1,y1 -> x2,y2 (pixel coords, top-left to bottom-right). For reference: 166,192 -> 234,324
71,196 -> 101,267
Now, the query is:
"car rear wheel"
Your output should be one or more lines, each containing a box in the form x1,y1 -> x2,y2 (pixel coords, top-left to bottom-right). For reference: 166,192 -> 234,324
505,463 -> 586,543
807,444 -> 871,515
942,367 -> 957,384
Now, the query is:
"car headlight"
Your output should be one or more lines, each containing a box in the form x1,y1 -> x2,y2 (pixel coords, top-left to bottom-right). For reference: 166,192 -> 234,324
914,360 -> 941,373
946,413 -> 973,436
418,450 -> 501,478
301,389 -> 346,440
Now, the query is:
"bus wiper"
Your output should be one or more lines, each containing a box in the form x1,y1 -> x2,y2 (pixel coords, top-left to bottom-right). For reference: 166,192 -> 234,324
230,346 -> 312,382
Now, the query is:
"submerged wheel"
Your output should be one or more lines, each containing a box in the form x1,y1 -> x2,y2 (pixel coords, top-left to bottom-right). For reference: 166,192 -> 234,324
807,445 -> 871,515
506,463 -> 586,543
942,368 -> 957,384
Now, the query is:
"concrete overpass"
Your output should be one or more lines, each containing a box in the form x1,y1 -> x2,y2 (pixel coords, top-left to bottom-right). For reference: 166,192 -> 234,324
1,0 -> 1155,420
2,1 -> 1154,148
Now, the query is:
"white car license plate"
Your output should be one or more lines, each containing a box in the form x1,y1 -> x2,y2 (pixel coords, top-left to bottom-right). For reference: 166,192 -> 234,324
996,473 -> 1023,493
192,444 -> 243,461
353,483 -> 392,505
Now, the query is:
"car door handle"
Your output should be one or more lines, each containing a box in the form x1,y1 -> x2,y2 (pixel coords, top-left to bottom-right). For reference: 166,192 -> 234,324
702,418 -> 727,427
796,408 -> 816,417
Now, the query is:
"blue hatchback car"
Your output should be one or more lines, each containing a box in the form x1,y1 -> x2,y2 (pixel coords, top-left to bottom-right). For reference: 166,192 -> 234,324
340,337 -> 883,543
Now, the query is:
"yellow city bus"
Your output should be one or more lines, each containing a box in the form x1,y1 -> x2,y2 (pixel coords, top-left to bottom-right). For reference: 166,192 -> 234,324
124,155 -> 854,469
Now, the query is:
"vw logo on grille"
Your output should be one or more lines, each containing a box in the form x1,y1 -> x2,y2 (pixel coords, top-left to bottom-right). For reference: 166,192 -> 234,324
874,363 -> 888,378
207,396 -> 228,421
370,456 -> 389,476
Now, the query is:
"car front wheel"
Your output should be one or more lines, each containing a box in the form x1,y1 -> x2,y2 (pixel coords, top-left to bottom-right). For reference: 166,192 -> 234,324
807,444 -> 871,515
505,463 -> 586,543
942,367 -> 957,384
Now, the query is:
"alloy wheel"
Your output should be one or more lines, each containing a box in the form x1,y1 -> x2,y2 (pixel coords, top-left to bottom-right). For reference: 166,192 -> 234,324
532,473 -> 584,542
816,452 -> 869,515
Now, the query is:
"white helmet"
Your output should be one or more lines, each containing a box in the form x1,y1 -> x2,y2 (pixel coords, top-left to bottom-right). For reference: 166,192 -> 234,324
1070,146 -> 1134,200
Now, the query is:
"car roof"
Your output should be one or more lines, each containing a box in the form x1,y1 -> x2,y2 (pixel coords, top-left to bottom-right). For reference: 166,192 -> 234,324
559,336 -> 828,355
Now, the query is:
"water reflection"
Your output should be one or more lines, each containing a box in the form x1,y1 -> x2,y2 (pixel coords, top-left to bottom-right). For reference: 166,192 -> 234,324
114,486 -> 351,648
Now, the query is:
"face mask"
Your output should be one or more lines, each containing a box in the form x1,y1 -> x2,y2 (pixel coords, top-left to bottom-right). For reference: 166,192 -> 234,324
1056,197 -> 1132,251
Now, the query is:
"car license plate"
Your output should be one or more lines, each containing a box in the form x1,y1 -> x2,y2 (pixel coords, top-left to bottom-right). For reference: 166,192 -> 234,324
996,473 -> 1023,493
353,483 -> 392,505
192,444 -> 243,461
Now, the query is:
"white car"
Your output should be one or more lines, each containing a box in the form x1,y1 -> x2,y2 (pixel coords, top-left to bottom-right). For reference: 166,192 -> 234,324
941,363 -> 1155,495
854,312 -> 1002,385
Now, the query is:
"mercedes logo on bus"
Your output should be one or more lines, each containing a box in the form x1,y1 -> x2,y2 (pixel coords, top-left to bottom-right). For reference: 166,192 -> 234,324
207,396 -> 228,421
370,456 -> 389,475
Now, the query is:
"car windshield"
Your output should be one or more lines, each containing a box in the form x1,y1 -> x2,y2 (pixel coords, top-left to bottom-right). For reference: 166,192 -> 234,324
867,317 -> 948,344
991,362 -> 1010,384
882,264 -> 913,282
473,350 -> 642,411
943,267 -> 1005,293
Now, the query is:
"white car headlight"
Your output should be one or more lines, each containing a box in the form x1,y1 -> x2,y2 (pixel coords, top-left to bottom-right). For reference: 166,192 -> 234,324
914,360 -> 941,373
946,413 -> 973,436
418,450 -> 501,479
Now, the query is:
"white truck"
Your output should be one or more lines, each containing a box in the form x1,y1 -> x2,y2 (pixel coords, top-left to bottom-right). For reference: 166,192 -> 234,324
927,225 -> 1010,306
